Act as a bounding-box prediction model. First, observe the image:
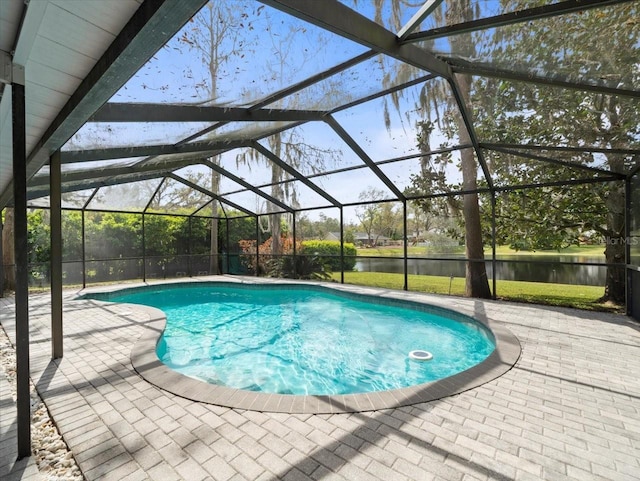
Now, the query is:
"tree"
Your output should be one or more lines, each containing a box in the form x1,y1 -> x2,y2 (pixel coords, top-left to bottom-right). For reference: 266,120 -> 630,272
26,210 -> 51,279
471,1 -> 640,303
356,188 -> 384,246
240,130 -> 342,256
179,4 -> 344,263
218,214 -> 256,252
296,213 -> 341,240
61,211 -> 83,261
372,202 -> 402,241
186,216 -> 212,255
355,187 -> 402,245
375,1 -> 492,297
344,226 -> 356,244
144,215 -> 181,257
177,3 -> 249,274
146,173 -> 211,213
1,209 -> 15,290
378,1 -> 638,303
420,4 -> 491,297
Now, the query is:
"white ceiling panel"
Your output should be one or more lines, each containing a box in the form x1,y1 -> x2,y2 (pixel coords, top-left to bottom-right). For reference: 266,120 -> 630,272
29,34 -> 96,75
27,99 -> 67,125
50,0 -> 143,36
0,91 -> 11,190
0,0 -> 143,200
26,113 -> 51,131
0,0 -> 22,52
37,3 -> 118,61
27,61 -> 83,94
25,133 -> 39,146
25,83 -> 71,110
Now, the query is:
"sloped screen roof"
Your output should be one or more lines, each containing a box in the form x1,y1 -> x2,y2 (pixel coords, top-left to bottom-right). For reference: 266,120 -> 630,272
7,0 -> 639,216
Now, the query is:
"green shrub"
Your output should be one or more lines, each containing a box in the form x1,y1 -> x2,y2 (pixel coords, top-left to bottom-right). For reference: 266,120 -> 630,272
300,240 -> 357,271
266,255 -> 332,280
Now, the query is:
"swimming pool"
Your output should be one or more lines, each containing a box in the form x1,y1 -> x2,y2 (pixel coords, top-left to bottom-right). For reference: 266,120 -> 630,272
85,281 -> 514,406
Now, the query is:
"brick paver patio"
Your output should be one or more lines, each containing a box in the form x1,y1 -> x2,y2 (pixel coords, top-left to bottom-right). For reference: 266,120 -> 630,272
1,277 -> 639,481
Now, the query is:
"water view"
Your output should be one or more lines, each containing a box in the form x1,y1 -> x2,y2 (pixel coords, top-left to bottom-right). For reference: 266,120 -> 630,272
355,255 -> 608,286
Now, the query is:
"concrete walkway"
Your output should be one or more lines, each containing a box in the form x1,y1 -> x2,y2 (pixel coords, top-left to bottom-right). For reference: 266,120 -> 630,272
1,278 -> 640,480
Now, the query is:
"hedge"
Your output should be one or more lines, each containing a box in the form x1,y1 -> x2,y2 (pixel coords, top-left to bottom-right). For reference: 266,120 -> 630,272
300,240 -> 357,271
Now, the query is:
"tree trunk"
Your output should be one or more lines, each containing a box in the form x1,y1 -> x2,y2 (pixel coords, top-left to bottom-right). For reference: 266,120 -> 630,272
446,1 -> 491,299
269,134 -> 284,257
597,104 -> 627,305
2,208 -> 16,290
209,160 -> 221,275
270,216 -> 282,255
456,75 -> 492,299
602,238 -> 625,304
209,212 -> 220,275
462,191 -> 491,298
600,181 -> 626,304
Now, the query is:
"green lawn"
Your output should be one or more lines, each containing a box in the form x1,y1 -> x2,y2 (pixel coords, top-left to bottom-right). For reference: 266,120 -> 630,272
329,271 -> 619,312
492,244 -> 605,257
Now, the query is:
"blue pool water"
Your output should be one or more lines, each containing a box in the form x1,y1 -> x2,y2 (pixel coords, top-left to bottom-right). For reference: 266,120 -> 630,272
99,283 -> 495,395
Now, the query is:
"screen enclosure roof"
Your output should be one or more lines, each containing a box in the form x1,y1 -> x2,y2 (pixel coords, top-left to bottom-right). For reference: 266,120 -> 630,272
0,0 -> 638,217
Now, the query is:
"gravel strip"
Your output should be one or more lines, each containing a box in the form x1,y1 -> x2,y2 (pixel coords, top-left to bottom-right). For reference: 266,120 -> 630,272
0,324 -> 84,481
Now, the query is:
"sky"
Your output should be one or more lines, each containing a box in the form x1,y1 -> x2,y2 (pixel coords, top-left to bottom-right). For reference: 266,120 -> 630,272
57,0 -> 571,222
57,0 -> 473,222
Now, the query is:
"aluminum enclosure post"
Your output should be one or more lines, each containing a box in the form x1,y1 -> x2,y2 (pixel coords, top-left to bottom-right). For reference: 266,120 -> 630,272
340,207 -> 344,284
491,191 -> 497,300
81,210 -> 86,288
12,68 -> 31,459
0,214 -> 4,298
142,213 -> 146,281
50,150 -> 63,358
625,176 -> 632,316
403,200 -> 408,291
255,216 -> 260,276
292,211 -> 297,278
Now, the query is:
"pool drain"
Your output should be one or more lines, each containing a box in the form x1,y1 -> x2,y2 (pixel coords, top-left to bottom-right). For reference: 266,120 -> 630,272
409,350 -> 433,361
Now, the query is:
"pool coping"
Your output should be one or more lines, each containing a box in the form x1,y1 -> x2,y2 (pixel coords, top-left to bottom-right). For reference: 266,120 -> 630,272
83,277 -> 521,413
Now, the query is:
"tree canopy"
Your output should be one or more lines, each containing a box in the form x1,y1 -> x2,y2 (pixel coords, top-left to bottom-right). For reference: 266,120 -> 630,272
400,0 -> 639,302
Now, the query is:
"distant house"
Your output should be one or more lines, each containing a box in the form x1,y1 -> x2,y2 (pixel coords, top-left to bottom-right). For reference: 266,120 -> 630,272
324,232 -> 392,246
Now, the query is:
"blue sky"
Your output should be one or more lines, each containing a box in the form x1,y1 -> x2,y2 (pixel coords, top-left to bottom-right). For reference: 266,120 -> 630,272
62,1 -> 478,221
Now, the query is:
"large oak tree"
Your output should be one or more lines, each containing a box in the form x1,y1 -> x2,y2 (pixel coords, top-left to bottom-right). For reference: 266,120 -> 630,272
471,1 -> 639,303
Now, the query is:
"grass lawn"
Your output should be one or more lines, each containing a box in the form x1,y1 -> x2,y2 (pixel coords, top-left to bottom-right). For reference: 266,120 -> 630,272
492,244 -> 605,257
329,271 -> 620,312
357,244 -> 606,258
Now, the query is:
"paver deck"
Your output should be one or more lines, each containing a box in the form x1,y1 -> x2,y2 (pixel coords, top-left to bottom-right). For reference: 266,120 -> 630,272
1,276 -> 639,481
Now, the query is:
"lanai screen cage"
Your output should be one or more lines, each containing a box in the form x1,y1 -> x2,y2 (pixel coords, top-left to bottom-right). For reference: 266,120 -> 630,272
1,0 -> 639,319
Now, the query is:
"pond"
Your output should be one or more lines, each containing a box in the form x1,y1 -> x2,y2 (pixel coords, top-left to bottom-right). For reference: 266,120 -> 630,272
355,255 -> 608,286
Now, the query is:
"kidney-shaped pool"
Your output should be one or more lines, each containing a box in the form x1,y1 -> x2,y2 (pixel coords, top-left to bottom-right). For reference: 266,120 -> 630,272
84,281 -> 520,413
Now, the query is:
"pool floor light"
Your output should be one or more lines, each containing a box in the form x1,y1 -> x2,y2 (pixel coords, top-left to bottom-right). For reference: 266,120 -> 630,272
409,350 -> 433,361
